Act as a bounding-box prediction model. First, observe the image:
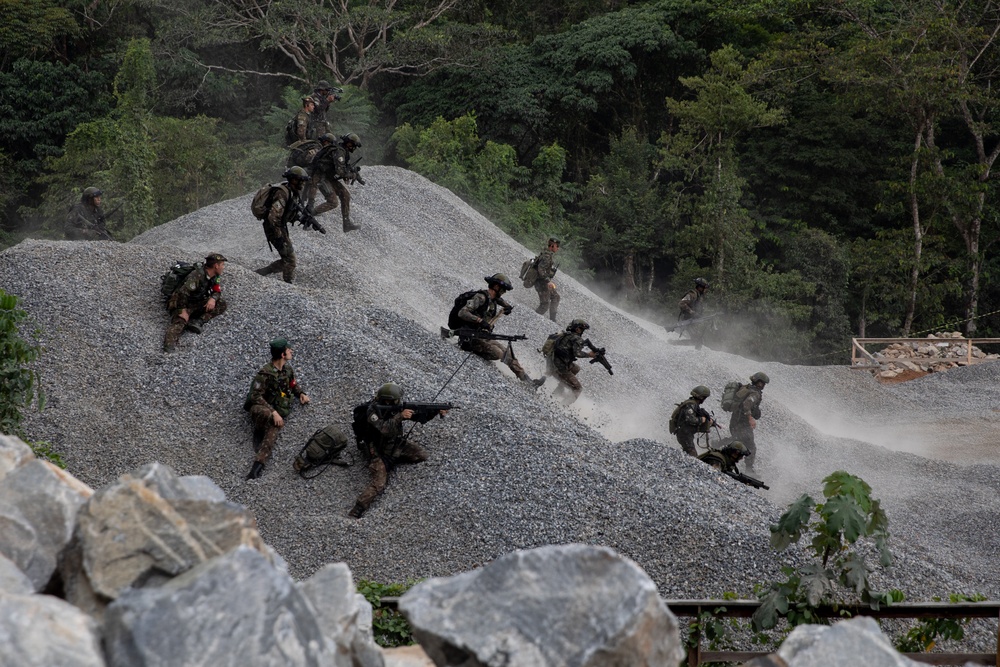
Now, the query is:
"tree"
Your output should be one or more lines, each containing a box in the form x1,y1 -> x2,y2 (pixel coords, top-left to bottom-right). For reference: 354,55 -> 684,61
0,289 -> 45,438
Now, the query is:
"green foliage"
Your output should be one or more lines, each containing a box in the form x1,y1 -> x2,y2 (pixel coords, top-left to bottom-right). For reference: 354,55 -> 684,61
896,593 -> 988,653
28,440 -> 65,469
753,471 -> 893,632
0,289 -> 45,438
0,0 -> 79,68
356,579 -> 417,648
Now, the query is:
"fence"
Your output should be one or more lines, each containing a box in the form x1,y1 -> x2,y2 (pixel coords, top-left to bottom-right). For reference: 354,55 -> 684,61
672,599 -> 1000,666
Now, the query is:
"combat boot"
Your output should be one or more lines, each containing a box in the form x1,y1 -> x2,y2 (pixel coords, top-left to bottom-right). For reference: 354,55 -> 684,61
348,502 -> 366,518
184,318 -> 203,334
531,377 -> 546,390
342,216 -> 361,232
246,461 -> 264,480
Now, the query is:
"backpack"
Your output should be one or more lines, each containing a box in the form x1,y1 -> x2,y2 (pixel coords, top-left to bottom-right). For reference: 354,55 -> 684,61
520,257 -> 539,288
284,116 -> 299,147
351,403 -> 379,460
294,424 -> 350,476
541,332 -> 563,359
286,140 -> 322,168
251,183 -> 282,220
160,261 -> 198,304
447,289 -> 486,330
721,381 -> 743,412
668,403 -> 684,435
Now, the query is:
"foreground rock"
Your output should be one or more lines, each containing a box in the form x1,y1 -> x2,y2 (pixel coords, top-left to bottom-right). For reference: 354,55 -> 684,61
300,563 -> 385,667
399,544 -> 685,667
776,617 -> 930,666
0,592 -> 104,667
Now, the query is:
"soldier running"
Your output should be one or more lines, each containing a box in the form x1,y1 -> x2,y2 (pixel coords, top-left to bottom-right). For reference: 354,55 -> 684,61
533,237 -> 561,322
548,319 -> 600,405
670,385 -> 716,456
729,372 -> 769,471
308,133 -> 363,232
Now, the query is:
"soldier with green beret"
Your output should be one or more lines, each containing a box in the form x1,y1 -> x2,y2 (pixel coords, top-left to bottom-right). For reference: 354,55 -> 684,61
244,337 -> 311,480
163,253 -> 228,352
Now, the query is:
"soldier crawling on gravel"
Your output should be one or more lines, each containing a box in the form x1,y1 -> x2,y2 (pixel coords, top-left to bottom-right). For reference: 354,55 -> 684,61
163,253 -> 228,353
452,274 -> 545,388
533,237 -> 561,322
308,133 -> 363,233
729,372 -> 769,471
244,337 -> 311,480
698,440 -> 749,474
669,385 -> 716,457
546,319 -> 599,405
66,187 -> 110,240
347,382 -> 448,519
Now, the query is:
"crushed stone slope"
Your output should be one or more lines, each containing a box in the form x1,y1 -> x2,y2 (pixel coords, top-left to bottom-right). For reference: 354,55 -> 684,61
1,166 -> 997,602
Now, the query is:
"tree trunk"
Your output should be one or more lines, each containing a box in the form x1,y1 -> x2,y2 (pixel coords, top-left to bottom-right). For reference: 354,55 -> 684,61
623,252 -> 637,298
902,125 -> 926,338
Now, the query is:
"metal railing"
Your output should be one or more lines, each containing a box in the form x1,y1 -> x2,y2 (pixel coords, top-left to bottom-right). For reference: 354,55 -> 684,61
672,599 -> 1000,666
851,337 -> 1000,369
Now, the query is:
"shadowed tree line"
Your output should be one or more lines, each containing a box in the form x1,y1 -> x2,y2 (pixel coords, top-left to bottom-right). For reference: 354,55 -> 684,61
4,0 -> 1000,362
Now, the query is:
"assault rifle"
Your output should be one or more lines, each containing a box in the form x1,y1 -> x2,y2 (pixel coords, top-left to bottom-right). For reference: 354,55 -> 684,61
440,327 -> 528,343
347,156 -> 365,186
583,339 -> 613,375
667,312 -> 721,333
293,199 -> 327,234
724,469 -> 770,490
372,401 -> 458,424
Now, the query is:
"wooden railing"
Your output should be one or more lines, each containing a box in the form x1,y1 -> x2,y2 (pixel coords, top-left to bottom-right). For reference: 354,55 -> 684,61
671,599 -> 1000,666
851,337 -> 1000,369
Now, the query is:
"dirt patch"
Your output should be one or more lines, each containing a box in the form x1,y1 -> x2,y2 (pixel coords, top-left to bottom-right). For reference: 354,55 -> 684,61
875,369 -> 929,384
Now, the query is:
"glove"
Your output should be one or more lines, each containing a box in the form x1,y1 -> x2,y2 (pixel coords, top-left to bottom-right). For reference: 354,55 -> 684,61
503,304 -> 513,316
355,173 -> 366,186
479,319 -> 494,332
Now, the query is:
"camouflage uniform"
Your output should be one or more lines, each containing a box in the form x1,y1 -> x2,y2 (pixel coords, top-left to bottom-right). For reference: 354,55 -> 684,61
286,139 -> 322,169
551,331 -> 589,400
308,89 -> 338,139
162,263 -> 227,351
673,398 -> 711,457
256,183 -> 300,283
66,202 -> 108,240
352,401 -> 429,515
729,385 -> 762,469
698,448 -> 742,473
533,247 -> 560,321
678,288 -> 707,346
308,142 -> 353,224
292,108 -> 311,145
456,291 -> 532,381
247,362 -> 306,465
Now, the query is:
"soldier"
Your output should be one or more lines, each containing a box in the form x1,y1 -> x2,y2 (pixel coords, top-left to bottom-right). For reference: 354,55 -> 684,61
698,441 -> 749,474
453,274 -> 545,388
549,319 -> 599,405
290,97 -> 316,146
163,253 -> 228,353
308,132 -> 363,232
66,187 -> 110,240
533,237 -> 561,322
670,385 -> 716,457
677,277 -> 709,348
244,337 -> 311,480
308,80 -> 341,139
255,166 -> 311,283
348,382 -> 447,518
729,372 -> 769,471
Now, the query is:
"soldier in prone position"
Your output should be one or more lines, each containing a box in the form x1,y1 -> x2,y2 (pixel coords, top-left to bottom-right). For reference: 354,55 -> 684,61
163,253 -> 228,353
698,441 -> 749,474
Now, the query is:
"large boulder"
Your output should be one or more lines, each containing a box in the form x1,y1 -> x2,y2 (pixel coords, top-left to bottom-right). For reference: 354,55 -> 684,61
398,544 -> 684,667
299,562 -> 385,667
61,462 -> 273,617
0,592 -> 105,667
0,553 -> 32,595
103,546 -> 333,667
777,617 -> 921,666
0,457 -> 92,591
0,434 -> 34,480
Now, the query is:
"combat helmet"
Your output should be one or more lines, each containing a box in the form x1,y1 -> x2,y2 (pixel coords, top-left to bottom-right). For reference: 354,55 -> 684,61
302,96 -> 315,106
82,187 -> 102,200
318,133 -> 337,145
485,273 -> 513,292
283,166 -> 309,181
316,80 -> 332,90
750,371 -> 770,385
567,319 -> 590,332
341,133 -> 362,148
724,441 -> 749,458
694,277 -> 709,289
690,385 -> 711,400
376,382 -> 403,404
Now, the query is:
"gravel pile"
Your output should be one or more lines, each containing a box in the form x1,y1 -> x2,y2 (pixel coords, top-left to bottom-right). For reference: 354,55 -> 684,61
2,167 -> 998,626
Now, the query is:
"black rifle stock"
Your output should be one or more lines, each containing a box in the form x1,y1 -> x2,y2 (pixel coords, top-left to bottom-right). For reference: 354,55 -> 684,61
583,339 -> 613,375
440,327 -> 527,343
723,469 -> 770,490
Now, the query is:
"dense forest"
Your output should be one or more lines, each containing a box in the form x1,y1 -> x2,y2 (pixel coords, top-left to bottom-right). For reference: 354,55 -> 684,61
3,0 -> 1000,363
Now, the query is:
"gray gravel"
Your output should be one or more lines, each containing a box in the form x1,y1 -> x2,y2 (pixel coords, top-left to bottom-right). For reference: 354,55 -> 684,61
2,167 -> 998,642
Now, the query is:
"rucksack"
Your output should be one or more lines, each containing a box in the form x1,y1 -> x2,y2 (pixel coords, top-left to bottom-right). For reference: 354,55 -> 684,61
294,424 -> 350,476
284,116 -> 299,147
721,381 -> 743,412
520,257 -> 539,288
541,332 -> 563,359
447,289 -> 486,330
286,140 -> 322,168
160,261 -> 198,304
251,183 -> 282,220
668,403 -> 683,435
351,403 -> 379,460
